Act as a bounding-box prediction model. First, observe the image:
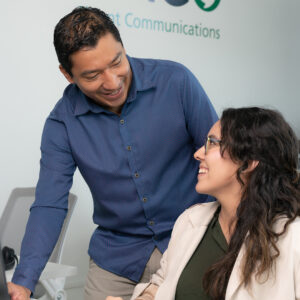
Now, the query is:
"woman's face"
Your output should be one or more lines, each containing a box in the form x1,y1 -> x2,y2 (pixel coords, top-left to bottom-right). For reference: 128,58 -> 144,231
194,121 -> 242,200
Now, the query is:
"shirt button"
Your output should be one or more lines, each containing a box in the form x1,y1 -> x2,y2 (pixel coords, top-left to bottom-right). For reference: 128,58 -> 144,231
127,146 -> 132,151
120,119 -> 125,125
134,173 -> 139,178
149,220 -> 155,226
142,197 -> 147,203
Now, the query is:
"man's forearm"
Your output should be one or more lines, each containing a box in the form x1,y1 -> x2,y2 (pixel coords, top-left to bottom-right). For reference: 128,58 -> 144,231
12,206 -> 67,291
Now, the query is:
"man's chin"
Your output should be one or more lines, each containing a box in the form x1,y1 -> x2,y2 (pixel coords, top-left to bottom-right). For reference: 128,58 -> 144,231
94,98 -> 125,114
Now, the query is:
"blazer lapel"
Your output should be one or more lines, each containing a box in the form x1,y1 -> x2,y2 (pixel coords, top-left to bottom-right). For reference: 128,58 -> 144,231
167,202 -> 220,299
171,226 -> 209,287
225,243 -> 246,299
175,202 -> 246,300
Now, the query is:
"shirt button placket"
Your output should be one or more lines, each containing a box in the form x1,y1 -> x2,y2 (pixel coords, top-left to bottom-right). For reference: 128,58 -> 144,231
120,117 -> 144,211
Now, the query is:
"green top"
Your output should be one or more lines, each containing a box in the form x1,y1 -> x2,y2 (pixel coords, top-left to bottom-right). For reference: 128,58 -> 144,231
175,209 -> 228,300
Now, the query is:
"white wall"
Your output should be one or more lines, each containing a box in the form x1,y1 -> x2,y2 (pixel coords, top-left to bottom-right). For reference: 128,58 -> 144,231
1,0 -> 299,291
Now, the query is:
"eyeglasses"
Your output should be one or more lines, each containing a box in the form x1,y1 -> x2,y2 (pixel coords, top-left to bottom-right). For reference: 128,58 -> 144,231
205,136 -> 222,154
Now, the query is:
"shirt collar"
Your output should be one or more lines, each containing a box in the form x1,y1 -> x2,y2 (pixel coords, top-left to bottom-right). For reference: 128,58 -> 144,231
73,85 -> 107,116
73,55 -> 156,116
126,55 -> 155,102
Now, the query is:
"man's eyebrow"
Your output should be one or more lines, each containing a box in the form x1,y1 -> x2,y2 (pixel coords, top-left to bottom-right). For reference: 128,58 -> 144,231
81,70 -> 99,76
81,52 -> 123,77
110,51 -> 122,65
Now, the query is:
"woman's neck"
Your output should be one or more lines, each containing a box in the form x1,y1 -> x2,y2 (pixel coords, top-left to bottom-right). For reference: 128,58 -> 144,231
217,192 -> 242,243
218,208 -> 236,243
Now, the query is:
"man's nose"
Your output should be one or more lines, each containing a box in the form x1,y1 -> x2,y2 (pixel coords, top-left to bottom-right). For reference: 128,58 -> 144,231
102,70 -> 119,90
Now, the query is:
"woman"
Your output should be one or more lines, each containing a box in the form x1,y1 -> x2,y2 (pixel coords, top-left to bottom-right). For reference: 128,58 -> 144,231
108,107 -> 300,300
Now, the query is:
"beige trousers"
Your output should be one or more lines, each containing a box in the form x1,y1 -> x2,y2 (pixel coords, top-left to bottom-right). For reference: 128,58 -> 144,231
84,248 -> 162,300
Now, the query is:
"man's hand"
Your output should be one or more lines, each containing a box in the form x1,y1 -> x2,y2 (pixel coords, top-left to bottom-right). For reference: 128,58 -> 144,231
7,282 -> 31,300
105,297 -> 123,300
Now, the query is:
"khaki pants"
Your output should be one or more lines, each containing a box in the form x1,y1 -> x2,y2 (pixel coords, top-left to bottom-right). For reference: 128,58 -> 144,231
84,248 -> 162,300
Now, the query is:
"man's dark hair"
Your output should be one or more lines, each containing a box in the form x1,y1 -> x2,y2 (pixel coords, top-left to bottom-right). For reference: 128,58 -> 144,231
54,6 -> 123,76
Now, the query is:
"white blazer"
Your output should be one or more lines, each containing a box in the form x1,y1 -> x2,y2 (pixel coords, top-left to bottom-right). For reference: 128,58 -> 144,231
131,202 -> 300,300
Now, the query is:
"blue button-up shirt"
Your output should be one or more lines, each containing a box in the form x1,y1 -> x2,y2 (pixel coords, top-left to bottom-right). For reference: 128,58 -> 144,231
12,56 -> 218,292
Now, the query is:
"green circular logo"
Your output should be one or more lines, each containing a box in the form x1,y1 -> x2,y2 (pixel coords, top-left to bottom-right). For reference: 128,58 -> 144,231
194,0 -> 221,11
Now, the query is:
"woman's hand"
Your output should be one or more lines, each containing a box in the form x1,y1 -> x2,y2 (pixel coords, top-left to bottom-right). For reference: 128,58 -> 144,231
105,297 -> 123,300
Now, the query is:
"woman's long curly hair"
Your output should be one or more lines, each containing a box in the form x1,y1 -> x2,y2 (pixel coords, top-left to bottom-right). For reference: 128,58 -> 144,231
202,107 -> 300,299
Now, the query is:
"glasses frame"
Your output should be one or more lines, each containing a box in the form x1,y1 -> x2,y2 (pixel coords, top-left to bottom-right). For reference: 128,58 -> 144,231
205,136 -> 222,154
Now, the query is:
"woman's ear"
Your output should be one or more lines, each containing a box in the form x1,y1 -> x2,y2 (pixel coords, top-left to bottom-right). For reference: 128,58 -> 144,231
244,160 -> 259,173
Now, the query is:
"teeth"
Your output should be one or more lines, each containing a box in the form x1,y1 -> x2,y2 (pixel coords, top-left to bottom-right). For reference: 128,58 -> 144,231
104,88 -> 121,96
199,168 -> 208,174
111,87 -> 122,95
109,90 -> 119,95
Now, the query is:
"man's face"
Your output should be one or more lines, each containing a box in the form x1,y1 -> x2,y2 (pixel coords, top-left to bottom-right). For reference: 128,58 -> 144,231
60,33 -> 132,115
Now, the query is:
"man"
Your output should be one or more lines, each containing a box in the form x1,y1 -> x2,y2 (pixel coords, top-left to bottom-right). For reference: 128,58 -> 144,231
8,6 -> 218,300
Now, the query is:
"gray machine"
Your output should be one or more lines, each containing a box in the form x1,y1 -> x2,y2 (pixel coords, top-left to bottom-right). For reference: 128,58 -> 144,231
0,244 -> 11,300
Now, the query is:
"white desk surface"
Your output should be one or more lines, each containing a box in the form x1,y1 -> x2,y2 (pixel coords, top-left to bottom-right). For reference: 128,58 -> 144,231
6,261 -> 78,282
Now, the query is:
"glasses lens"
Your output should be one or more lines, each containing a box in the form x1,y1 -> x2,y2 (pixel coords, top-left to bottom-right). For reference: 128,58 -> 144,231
205,137 -> 209,154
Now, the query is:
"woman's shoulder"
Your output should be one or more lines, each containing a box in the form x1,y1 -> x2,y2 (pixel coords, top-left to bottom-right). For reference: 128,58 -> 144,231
275,216 -> 300,251
287,216 -> 300,239
274,215 -> 300,232
174,201 -> 220,229
184,201 -> 219,214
